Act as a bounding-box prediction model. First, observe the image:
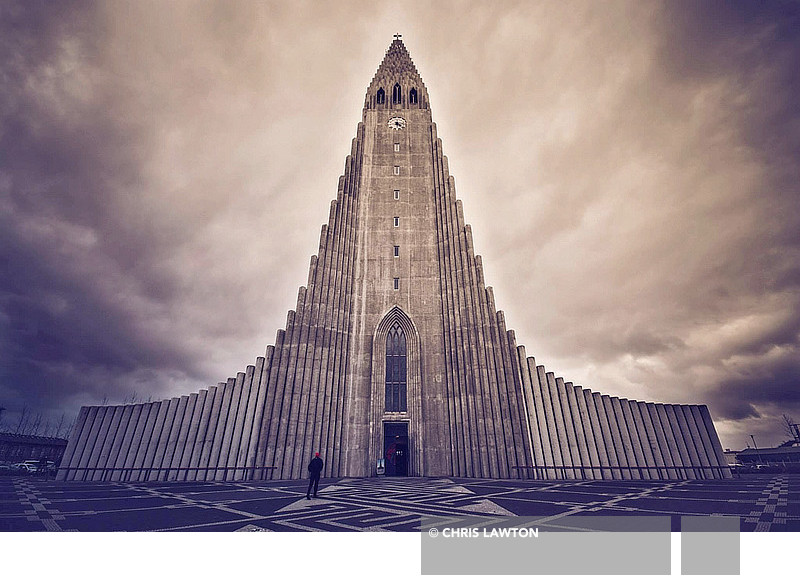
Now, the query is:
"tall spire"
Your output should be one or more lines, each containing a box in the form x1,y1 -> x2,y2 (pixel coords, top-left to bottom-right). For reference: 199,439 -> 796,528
365,37 -> 429,110
376,37 -> 420,78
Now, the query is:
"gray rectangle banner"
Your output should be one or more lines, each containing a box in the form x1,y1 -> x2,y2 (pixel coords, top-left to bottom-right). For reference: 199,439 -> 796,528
681,516 -> 740,575
421,516 -> 671,575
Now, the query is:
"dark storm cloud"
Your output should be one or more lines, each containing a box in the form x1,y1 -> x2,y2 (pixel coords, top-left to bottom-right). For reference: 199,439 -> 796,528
0,1 -> 206,421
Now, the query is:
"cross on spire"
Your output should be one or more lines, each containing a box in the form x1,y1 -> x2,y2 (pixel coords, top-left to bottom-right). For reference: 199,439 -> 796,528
393,33 -> 402,40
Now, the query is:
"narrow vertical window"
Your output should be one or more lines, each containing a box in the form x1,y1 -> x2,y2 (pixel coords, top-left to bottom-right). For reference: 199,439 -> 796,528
376,88 -> 385,105
409,88 -> 418,105
392,83 -> 402,105
384,322 -> 407,412
393,216 -> 399,227
393,166 -> 400,175
394,143 -> 400,152
394,245 -> 400,257
393,189 -> 400,200
393,277 -> 400,290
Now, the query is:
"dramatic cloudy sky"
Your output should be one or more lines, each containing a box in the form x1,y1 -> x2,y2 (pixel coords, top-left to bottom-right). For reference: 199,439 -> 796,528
1,0 -> 798,451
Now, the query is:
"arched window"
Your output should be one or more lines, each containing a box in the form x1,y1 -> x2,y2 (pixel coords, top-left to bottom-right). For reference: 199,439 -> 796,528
392,83 -> 402,105
376,88 -> 385,105
409,88 -> 418,105
385,322 -> 407,412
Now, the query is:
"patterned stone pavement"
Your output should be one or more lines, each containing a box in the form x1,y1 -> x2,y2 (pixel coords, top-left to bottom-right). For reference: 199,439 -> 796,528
1,475 -> 798,532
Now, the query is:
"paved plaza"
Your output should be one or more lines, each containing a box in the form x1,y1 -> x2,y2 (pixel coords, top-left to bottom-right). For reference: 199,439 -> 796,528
1,475 -> 797,533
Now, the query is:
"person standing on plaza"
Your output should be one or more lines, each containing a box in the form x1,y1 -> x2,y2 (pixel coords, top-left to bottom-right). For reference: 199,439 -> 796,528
306,452 -> 324,500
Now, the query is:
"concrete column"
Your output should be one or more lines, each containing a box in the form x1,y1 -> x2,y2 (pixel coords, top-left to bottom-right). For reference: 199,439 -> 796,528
244,350 -> 273,479
208,378 -> 237,480
447,184 -> 483,476
681,405 -> 714,478
216,372 -> 248,480
478,290 -> 512,476
671,404 -> 706,479
533,364 -> 559,478
434,144 -> 469,475
584,390 -> 613,479
110,404 -> 144,481
271,289 -> 307,478
574,387 -> 603,479
454,205 -> 491,477
607,397 -> 635,479
636,401 -> 674,479
83,407 -> 117,481
255,333 -> 284,471
151,398 -> 180,481
593,394 -> 623,479
327,149 -> 357,477
132,402 -> 162,481
461,226 -> 501,477
545,372 -> 573,478
322,189 -> 349,475
120,402 -> 154,481
516,346 -> 545,478
698,406 -> 732,478
58,407 -> 92,481
562,381 -> 589,479
330,129 -> 363,476
652,403 -> 686,478
287,257 -> 323,478
194,383 -> 225,481
503,328 -> 534,472
269,308 -> 304,478
200,382 -> 228,479
432,133 -> 460,476
281,282 -> 314,478
686,406 -> 719,478
235,360 -> 265,480
257,324 -> 290,474
625,400 -> 659,479
662,404 -> 695,478
92,406 -> 126,481
178,390 -> 207,481
617,398 -> 647,479
189,386 -> 218,481
77,407 -> 108,481
138,400 -> 169,481
158,395 -> 188,480
225,368 -> 255,480
166,393 -> 196,481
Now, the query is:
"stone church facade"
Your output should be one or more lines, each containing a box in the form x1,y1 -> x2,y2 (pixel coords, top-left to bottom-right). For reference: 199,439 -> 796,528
57,39 -> 730,482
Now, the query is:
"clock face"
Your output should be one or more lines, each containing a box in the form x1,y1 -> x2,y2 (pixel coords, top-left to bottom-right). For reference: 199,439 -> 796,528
388,117 -> 406,130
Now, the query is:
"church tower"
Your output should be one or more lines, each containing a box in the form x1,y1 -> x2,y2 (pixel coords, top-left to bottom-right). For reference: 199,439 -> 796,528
57,38 -> 731,482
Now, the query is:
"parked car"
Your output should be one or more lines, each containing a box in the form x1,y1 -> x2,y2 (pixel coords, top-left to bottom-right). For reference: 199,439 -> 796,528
0,463 -> 14,475
15,462 -> 39,473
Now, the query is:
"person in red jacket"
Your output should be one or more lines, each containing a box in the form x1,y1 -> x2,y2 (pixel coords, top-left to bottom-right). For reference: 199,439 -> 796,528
306,452 -> 324,500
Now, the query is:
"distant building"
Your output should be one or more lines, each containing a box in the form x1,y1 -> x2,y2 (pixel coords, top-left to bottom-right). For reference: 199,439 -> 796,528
0,433 -> 68,464
737,444 -> 800,465
723,449 -> 739,465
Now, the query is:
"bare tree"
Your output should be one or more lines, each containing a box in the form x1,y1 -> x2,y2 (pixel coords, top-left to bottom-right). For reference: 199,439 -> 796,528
55,413 -> 65,438
29,413 -> 42,435
61,419 -> 75,440
782,414 -> 799,443
15,406 -> 29,434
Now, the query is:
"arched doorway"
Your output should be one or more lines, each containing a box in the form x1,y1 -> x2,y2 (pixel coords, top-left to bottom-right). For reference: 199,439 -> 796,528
370,306 -> 422,477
